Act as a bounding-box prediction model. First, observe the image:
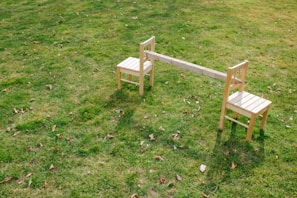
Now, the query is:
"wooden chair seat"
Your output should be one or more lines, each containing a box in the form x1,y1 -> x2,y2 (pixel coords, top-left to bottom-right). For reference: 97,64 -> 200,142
117,57 -> 153,77
227,91 -> 272,117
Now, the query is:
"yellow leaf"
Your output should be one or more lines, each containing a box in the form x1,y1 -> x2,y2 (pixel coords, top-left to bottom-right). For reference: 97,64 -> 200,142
149,134 -> 155,141
52,125 -> 56,132
49,164 -> 55,171
231,162 -> 237,169
153,156 -> 164,161
0,176 -> 13,184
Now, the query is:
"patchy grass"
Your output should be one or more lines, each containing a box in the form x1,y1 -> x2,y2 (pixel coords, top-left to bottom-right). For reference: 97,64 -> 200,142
0,0 -> 296,197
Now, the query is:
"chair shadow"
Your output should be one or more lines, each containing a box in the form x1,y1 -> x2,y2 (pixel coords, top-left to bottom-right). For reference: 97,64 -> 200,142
203,123 -> 265,195
103,89 -> 142,127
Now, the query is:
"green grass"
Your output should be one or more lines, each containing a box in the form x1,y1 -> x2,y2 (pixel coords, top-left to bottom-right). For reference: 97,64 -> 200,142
0,0 -> 296,197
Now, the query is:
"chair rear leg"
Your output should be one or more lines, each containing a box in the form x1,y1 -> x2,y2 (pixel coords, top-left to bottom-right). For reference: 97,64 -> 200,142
149,69 -> 154,87
139,76 -> 144,96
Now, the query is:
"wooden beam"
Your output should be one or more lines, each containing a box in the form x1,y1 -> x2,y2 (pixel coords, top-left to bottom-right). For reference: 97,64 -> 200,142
146,51 -> 227,82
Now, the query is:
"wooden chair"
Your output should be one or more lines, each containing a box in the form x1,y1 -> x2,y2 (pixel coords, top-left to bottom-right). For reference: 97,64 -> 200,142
117,36 -> 155,95
219,60 -> 272,141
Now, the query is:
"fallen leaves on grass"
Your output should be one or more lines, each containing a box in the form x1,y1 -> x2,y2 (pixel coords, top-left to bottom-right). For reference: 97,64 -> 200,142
200,164 -> 207,173
231,162 -> 237,169
131,193 -> 139,198
149,134 -> 155,141
45,84 -> 52,90
44,182 -> 49,189
176,174 -> 182,181
13,131 -> 20,137
153,156 -> 164,161
0,176 -> 13,184
149,168 -> 158,173
158,126 -> 165,131
159,176 -> 166,184
106,134 -> 115,139
49,164 -> 55,172
171,133 -> 179,140
52,125 -> 56,132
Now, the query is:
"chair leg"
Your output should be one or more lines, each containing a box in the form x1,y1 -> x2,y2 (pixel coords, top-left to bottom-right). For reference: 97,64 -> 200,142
246,114 -> 256,141
149,68 -> 154,87
260,106 -> 270,130
117,68 -> 122,90
139,76 -> 144,96
218,107 -> 226,131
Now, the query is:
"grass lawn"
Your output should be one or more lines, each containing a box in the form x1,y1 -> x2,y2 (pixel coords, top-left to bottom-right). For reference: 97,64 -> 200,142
0,0 -> 296,197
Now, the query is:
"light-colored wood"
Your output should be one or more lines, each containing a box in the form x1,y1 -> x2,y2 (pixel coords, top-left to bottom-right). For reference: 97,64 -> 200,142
145,51 -> 231,82
116,36 -> 155,95
219,60 -> 272,141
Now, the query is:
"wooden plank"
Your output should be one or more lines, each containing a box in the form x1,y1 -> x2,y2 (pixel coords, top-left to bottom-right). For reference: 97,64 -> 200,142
146,51 -> 228,82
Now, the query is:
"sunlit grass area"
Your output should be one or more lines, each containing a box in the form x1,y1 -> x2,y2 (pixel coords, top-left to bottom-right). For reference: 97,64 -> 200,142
0,1 -> 296,197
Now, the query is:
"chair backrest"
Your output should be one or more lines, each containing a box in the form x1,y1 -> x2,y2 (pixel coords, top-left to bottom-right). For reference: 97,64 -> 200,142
139,36 -> 155,73
222,60 -> 249,100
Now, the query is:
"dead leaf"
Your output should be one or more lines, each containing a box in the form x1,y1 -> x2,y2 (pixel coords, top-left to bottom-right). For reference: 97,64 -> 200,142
149,168 -> 158,173
56,134 -> 62,139
153,156 -> 164,161
202,192 -> 210,198
158,126 -> 165,131
17,179 -> 24,185
159,176 -> 166,184
106,134 -> 115,139
131,193 -> 139,198
13,108 -> 19,114
143,115 -> 149,119
171,133 -> 179,140
167,180 -> 175,187
28,179 -> 32,187
49,164 -> 55,171
6,127 -> 11,132
27,146 -> 33,151
25,173 -> 33,178
231,162 -> 237,169
140,140 -> 145,146
167,188 -> 176,195
45,84 -> 52,90
176,174 -> 182,181
200,164 -> 207,173
0,176 -> 13,184
13,131 -> 20,137
149,134 -> 155,141
52,125 -> 56,132
53,147 -> 59,152
44,182 -> 49,189
183,109 -> 190,114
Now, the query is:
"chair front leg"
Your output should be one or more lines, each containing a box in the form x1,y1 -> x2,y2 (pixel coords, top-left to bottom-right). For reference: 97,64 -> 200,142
260,106 -> 270,130
117,68 -> 122,90
246,114 -> 256,141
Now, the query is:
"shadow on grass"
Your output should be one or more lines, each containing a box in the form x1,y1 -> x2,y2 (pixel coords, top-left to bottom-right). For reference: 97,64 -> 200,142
203,123 -> 265,196
104,89 -> 144,132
